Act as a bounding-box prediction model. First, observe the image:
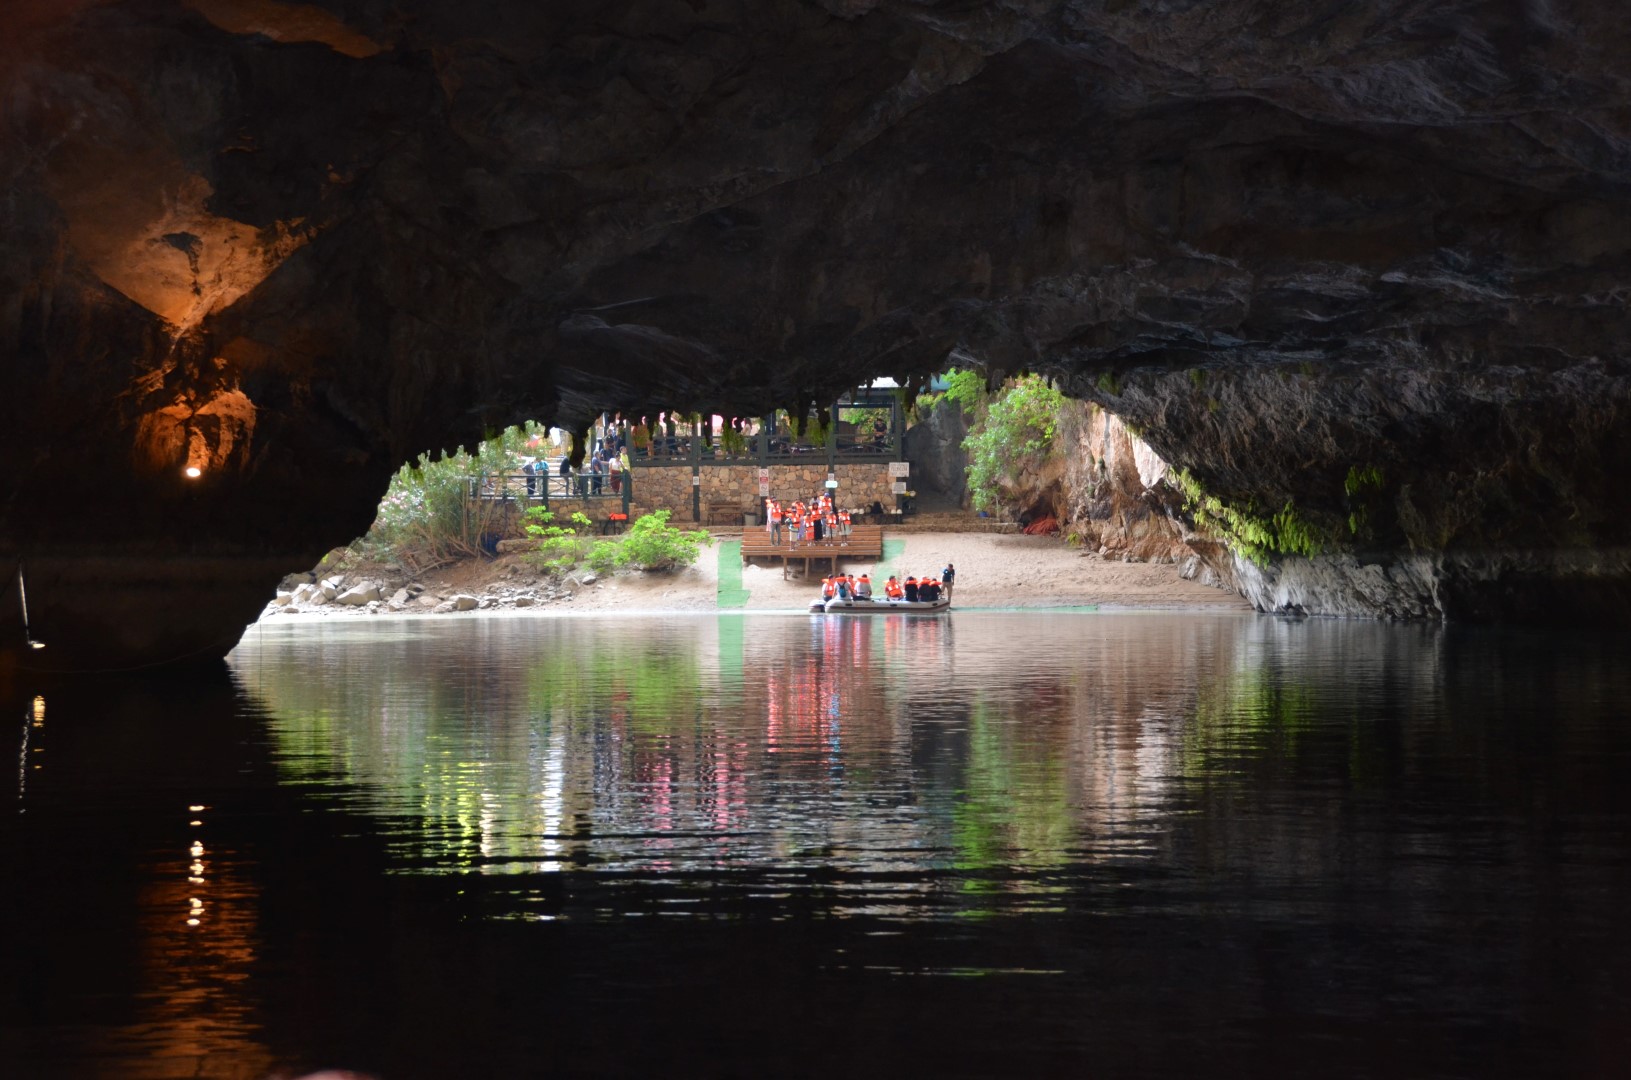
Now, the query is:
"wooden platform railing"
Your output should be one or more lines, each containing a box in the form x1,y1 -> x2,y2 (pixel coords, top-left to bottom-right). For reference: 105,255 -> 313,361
740,524 -> 885,578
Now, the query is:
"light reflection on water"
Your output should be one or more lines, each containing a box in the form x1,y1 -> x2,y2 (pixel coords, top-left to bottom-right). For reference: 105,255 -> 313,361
10,611 -> 1631,1076
227,612 -> 1461,922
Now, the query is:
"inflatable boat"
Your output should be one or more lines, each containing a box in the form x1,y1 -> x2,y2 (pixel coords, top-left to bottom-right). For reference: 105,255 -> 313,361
808,595 -> 950,615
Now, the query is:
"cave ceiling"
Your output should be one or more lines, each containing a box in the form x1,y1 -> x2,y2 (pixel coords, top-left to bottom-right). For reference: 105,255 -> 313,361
3,0 -> 1631,657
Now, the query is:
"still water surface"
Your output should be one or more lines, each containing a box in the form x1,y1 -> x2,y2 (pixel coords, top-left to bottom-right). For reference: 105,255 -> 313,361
5,612 -> 1631,1077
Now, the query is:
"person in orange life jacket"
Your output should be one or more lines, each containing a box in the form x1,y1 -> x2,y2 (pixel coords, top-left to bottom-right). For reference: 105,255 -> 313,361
834,576 -> 851,600
766,499 -> 781,544
856,574 -> 872,599
919,577 -> 940,603
903,576 -> 919,602
821,576 -> 835,600
884,576 -> 903,599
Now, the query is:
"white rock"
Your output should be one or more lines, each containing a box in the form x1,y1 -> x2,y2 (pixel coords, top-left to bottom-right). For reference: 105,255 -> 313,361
453,595 -> 479,611
389,587 -> 411,606
292,583 -> 315,604
582,572 -> 598,585
416,595 -> 440,608
433,600 -> 457,613
513,596 -> 535,607
337,583 -> 381,605
273,591 -> 293,606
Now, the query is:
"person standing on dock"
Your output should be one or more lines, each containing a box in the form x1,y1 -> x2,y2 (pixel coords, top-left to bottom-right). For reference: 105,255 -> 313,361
941,562 -> 955,599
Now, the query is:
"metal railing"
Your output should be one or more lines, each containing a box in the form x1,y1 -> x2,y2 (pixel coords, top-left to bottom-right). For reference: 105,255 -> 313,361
464,470 -> 630,510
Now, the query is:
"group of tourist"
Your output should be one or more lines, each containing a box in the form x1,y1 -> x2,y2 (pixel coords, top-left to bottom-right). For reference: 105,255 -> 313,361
764,495 -> 854,546
538,443 -> 629,497
820,563 -> 955,605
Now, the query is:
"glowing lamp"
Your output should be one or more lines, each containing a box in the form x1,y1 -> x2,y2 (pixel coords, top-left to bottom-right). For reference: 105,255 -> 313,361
184,466 -> 202,479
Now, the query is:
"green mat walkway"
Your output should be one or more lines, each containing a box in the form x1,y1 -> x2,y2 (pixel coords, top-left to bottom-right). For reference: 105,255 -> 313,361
716,539 -> 751,608
872,538 -> 907,584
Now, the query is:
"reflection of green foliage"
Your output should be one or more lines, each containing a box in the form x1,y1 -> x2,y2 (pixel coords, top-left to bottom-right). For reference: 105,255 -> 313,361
1171,467 -> 1326,565
1182,664 -> 1385,792
526,642 -> 704,734
950,698 -> 1074,906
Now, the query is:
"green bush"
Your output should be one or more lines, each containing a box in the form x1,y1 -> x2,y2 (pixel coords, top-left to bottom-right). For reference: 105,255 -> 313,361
524,509 -> 594,573
527,509 -> 710,575
942,367 -> 987,417
362,421 -> 548,570
963,375 -> 1069,513
614,510 -> 711,571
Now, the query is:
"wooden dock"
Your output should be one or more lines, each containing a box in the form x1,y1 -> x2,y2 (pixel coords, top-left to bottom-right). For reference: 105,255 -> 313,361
740,524 -> 884,578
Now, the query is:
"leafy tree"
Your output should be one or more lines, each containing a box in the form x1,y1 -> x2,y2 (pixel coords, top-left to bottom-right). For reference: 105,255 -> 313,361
962,375 -> 1069,513
362,422 -> 548,569
942,367 -> 987,417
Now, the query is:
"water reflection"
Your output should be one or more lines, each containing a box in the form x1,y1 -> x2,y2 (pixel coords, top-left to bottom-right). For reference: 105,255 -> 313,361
226,613 -> 1494,923
9,614 -> 1631,1077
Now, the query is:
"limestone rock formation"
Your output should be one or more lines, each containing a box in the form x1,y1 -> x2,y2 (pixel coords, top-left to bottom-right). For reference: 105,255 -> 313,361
4,0 -> 1631,666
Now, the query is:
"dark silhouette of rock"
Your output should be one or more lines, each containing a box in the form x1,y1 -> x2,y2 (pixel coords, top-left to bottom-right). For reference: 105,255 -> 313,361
3,1 -> 1631,665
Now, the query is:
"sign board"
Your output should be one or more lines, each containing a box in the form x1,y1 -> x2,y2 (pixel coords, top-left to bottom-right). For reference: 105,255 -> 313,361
827,472 -> 836,483
757,468 -> 770,481
757,479 -> 770,496
888,461 -> 911,478
691,474 -> 701,486
891,481 -> 907,494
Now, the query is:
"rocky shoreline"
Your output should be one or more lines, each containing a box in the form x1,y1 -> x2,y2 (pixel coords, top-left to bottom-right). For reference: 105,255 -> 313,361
254,530 -> 1250,625
266,564 -> 601,618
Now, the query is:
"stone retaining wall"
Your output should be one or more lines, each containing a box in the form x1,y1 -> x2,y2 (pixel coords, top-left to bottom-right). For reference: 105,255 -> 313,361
627,462 -> 896,521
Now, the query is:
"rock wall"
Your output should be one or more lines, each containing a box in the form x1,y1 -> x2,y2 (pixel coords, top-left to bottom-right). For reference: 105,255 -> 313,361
6,1 -> 1631,665
628,463 -> 893,522
1060,405 -> 1191,562
901,399 -> 969,508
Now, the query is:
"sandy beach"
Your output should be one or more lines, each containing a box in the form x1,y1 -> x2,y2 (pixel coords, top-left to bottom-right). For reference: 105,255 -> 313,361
271,531 -> 1251,618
